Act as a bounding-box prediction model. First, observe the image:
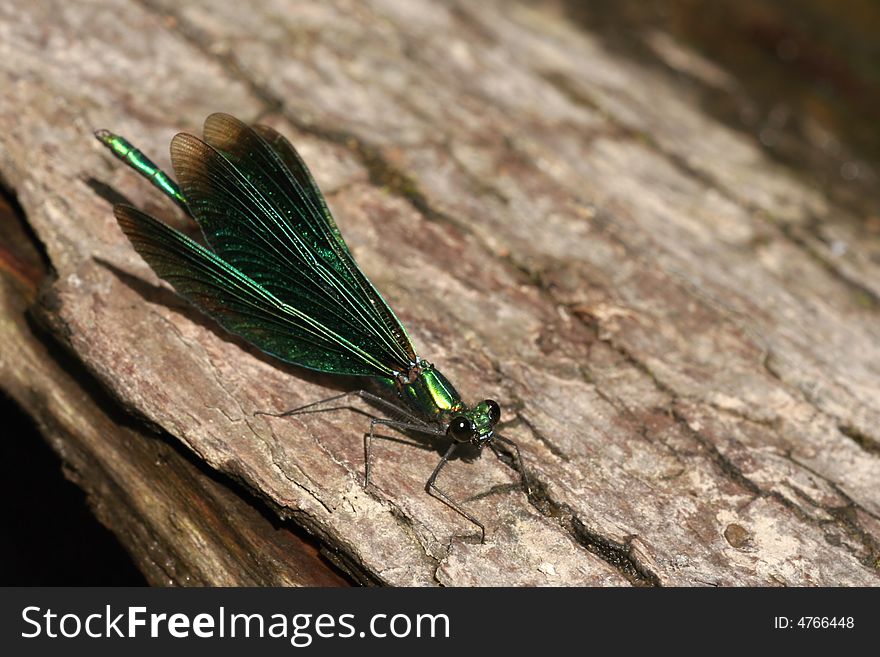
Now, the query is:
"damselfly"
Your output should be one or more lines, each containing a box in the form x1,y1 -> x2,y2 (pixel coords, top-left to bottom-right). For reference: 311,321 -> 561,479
96,114 -> 530,541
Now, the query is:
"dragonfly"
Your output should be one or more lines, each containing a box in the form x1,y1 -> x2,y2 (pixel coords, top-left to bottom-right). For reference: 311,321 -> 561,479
95,113 -> 531,542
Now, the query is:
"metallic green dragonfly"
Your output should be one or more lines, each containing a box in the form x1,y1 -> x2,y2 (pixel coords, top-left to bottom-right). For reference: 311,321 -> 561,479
96,113 -> 530,541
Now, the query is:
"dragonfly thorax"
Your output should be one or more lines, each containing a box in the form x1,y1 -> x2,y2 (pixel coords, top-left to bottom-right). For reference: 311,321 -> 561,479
394,361 -> 464,420
388,362 -> 502,446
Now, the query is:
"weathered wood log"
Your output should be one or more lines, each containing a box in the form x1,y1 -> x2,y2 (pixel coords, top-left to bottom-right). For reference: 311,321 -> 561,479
0,0 -> 878,585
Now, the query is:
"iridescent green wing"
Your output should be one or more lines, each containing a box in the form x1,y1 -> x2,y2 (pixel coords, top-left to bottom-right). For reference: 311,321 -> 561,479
170,113 -> 416,374
249,121 -> 418,366
115,204 -> 392,377
248,123 -> 354,258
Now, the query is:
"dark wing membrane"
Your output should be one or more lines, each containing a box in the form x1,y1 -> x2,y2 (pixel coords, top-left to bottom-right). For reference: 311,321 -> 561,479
115,205 -> 392,377
248,123 -> 353,258
204,114 -> 417,367
169,113 -> 416,375
249,121 -> 418,364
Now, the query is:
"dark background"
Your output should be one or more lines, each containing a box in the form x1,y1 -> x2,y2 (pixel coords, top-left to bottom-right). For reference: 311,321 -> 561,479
0,393 -> 145,584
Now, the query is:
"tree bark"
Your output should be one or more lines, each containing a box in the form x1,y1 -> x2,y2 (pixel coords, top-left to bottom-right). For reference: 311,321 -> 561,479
0,0 -> 878,585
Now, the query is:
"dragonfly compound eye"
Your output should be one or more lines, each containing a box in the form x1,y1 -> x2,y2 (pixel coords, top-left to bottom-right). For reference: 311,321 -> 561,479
485,399 -> 501,425
447,417 -> 475,443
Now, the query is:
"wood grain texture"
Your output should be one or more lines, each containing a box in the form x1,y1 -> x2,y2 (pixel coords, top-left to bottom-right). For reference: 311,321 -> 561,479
0,0 -> 878,585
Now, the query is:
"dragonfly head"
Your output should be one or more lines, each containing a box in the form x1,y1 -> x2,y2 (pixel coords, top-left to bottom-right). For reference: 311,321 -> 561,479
445,399 -> 501,447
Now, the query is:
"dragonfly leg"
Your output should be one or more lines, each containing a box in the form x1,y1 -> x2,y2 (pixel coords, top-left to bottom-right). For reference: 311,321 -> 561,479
366,418 -> 443,487
426,444 -> 486,544
255,389 -> 423,425
492,435 -> 532,496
